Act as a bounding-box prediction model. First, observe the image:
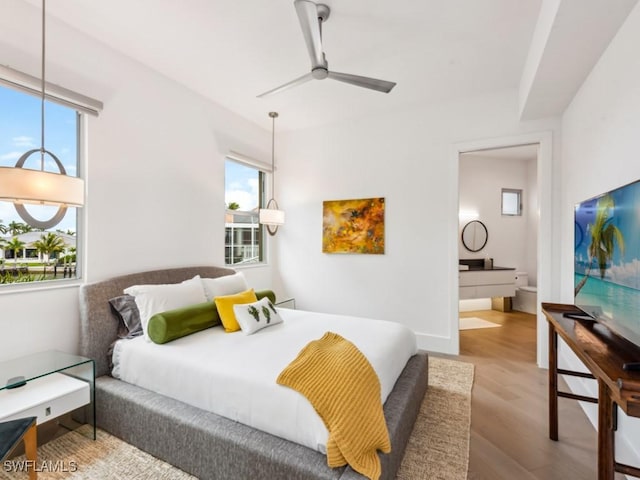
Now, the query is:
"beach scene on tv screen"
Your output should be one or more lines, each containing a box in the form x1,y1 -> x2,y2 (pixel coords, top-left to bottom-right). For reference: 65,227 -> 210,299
574,180 -> 640,339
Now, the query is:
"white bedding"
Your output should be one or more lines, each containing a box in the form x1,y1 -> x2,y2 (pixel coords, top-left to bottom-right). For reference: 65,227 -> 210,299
112,308 -> 417,453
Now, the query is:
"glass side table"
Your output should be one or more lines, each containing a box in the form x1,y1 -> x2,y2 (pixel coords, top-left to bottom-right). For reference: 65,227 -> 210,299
275,298 -> 296,309
0,350 -> 95,440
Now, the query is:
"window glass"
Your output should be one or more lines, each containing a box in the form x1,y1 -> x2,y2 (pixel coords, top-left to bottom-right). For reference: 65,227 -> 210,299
224,159 -> 265,265
502,188 -> 522,216
0,85 -> 80,285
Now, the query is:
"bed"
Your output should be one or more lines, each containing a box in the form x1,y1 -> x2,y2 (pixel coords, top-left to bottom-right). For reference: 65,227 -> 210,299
79,266 -> 429,480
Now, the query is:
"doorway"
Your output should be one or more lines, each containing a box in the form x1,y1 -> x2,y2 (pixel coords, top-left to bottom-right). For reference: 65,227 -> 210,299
450,131 -> 552,367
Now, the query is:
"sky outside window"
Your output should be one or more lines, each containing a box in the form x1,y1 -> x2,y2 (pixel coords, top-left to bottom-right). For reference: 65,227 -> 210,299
225,159 -> 260,211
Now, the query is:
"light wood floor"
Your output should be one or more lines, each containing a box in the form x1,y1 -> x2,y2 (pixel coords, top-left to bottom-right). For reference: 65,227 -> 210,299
452,309 -> 627,480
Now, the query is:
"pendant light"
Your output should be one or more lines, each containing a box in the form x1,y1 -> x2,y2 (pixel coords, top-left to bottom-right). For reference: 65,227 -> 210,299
259,111 -> 285,235
0,0 -> 84,230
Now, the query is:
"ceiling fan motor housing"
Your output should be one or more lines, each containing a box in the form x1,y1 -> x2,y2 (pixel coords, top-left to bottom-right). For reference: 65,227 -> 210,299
312,67 -> 328,79
316,4 -> 330,22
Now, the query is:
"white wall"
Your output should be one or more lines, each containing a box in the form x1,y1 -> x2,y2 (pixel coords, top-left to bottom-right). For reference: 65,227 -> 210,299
560,1 -> 640,467
0,0 -> 274,362
458,154 -> 538,279
275,90 -> 559,353
525,158 -> 538,286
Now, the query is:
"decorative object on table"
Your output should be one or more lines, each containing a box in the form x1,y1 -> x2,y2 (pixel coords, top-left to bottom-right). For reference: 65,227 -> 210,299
5,376 -> 27,389
322,197 -> 385,254
0,0 -> 84,230
258,112 -> 285,235
257,1 -> 396,98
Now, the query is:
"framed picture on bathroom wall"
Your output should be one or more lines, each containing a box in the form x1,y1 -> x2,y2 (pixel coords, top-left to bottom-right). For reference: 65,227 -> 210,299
322,197 -> 385,254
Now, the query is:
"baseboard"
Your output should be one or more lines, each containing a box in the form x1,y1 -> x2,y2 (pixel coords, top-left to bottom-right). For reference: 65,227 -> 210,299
415,332 -> 456,354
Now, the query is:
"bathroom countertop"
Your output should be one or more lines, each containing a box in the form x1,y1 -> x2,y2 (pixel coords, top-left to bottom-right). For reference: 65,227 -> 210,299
459,266 -> 515,271
459,259 -> 516,272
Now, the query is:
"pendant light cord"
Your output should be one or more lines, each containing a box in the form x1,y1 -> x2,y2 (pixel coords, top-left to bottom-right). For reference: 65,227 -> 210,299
40,0 -> 46,171
271,114 -> 275,196
269,111 -> 278,199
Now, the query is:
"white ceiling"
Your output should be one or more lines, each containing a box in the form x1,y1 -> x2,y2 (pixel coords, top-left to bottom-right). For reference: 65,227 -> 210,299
519,0 -> 639,120
19,0 -> 638,132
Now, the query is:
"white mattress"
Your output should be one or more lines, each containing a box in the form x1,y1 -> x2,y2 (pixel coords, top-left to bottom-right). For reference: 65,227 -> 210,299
112,308 -> 417,453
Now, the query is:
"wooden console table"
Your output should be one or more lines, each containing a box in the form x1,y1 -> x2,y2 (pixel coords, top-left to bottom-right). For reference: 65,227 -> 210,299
542,303 -> 640,480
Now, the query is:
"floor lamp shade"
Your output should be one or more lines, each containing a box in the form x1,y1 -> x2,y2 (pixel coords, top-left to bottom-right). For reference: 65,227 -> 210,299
0,166 -> 84,207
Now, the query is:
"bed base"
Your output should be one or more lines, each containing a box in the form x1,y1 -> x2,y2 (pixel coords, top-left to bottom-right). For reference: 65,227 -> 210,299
80,266 -> 429,480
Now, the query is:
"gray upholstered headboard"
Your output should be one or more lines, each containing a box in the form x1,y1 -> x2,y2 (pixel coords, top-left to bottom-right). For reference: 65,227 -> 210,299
79,266 -> 235,377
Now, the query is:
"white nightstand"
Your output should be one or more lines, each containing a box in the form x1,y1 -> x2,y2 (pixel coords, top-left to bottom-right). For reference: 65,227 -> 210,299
0,350 -> 95,440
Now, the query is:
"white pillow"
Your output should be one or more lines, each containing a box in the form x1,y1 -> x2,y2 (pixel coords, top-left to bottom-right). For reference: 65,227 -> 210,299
124,276 -> 207,339
201,272 -> 248,301
233,297 -> 283,335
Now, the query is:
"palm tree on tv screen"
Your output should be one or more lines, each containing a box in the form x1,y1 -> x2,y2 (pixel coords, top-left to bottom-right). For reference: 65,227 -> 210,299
575,194 -> 625,295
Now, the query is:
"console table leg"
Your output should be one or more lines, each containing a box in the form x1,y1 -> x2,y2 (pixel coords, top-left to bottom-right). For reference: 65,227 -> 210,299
549,322 -> 559,440
598,380 -> 615,480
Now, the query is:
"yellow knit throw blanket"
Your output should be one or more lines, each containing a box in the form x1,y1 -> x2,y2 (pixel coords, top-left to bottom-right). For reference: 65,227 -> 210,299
277,332 -> 390,480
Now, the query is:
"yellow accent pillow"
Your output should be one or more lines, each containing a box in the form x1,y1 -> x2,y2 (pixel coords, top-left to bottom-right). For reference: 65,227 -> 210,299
214,288 -> 258,332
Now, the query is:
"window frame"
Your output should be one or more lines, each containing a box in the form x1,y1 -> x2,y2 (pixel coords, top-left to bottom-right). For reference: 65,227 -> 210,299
0,83 -> 87,290
501,188 -> 523,216
224,154 -> 270,267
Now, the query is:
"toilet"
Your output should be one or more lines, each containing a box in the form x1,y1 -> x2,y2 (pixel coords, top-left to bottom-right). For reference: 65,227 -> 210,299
512,272 -> 538,314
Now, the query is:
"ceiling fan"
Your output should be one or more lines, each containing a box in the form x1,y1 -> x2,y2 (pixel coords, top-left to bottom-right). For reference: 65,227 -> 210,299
257,0 -> 396,98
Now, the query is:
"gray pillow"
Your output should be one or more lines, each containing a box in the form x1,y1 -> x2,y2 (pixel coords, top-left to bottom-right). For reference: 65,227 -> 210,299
109,294 -> 143,338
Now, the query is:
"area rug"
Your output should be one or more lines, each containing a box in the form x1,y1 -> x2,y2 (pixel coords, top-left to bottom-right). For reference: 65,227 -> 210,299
459,316 -> 501,330
396,356 -> 474,480
1,357 -> 474,480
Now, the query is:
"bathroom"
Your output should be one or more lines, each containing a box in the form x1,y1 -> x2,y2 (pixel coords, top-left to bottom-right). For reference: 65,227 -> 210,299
458,145 -> 539,323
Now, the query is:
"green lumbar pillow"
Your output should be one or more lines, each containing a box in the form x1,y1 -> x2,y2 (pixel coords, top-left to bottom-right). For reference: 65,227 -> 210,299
148,301 -> 221,344
255,289 -> 276,304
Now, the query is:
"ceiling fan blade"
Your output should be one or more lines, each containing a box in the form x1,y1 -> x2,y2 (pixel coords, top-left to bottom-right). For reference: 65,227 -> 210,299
257,72 -> 314,98
294,0 -> 325,68
327,71 -> 396,93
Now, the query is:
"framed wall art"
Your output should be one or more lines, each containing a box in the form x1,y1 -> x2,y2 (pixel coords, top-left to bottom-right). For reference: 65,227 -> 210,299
322,197 -> 385,254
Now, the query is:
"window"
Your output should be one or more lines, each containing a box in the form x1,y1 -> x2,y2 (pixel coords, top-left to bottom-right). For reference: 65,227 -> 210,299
501,188 -> 522,216
224,158 -> 266,266
0,85 -> 81,285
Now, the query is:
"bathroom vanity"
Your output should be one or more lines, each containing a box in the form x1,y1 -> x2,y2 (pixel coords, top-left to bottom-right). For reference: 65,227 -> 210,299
458,259 -> 516,300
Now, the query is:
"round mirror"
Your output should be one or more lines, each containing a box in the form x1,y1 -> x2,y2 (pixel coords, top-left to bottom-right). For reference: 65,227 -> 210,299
461,220 -> 488,252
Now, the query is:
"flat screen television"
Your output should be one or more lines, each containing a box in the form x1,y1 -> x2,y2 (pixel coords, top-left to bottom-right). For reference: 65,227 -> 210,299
574,179 -> 640,369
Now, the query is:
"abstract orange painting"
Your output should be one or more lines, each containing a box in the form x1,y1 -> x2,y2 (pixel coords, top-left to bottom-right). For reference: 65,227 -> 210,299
322,197 -> 385,254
